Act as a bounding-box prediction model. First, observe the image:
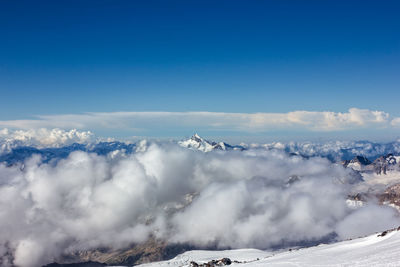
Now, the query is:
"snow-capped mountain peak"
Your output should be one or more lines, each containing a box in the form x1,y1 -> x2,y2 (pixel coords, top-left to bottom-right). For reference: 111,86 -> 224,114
178,134 -> 217,152
191,133 -> 202,142
178,134 -> 244,152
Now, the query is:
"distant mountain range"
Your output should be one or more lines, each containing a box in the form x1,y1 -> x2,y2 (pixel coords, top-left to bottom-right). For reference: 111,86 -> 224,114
342,154 -> 400,174
2,134 -> 400,166
0,141 -> 137,165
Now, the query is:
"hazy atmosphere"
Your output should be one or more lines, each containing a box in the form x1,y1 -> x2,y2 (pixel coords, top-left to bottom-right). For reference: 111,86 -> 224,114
1,1 -> 400,267
1,1 -> 400,140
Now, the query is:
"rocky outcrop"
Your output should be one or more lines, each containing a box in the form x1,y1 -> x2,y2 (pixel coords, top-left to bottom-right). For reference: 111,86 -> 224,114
342,154 -> 400,175
189,257 -> 232,266
56,239 -> 194,266
43,261 -> 106,267
371,154 -> 398,175
379,183 -> 400,207
342,156 -> 372,172
342,156 -> 371,168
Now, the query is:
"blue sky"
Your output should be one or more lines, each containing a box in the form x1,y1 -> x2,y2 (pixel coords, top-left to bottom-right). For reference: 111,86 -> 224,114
0,0 -> 399,140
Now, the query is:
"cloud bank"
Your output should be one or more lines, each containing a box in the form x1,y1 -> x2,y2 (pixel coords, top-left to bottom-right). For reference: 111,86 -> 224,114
0,108 -> 396,134
0,128 -> 93,147
0,128 -> 94,156
0,144 -> 398,267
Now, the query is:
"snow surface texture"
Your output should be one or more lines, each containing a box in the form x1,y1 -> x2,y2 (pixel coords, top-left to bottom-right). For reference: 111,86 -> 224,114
138,248 -> 272,267
139,229 -> 400,267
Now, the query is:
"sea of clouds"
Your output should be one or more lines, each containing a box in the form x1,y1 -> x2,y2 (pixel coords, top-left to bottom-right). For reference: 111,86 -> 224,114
0,129 -> 399,267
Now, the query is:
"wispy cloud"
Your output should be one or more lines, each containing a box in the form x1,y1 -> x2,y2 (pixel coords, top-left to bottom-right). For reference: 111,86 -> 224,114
0,108 -> 394,133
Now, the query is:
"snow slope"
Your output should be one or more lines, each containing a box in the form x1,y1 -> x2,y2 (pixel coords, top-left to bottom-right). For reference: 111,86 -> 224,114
249,230 -> 400,267
138,229 -> 400,267
178,133 -> 217,152
137,248 -> 272,267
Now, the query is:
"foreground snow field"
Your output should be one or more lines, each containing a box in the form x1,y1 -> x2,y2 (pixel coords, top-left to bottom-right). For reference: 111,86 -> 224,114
138,229 -> 400,267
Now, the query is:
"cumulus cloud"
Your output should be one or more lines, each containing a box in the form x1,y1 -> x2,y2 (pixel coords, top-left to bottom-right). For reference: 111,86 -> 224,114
0,128 -> 94,154
391,117 -> 400,127
0,143 -> 399,266
0,108 -> 391,134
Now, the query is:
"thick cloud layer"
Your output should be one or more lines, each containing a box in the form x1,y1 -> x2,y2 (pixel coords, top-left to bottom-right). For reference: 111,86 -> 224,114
0,143 -> 399,267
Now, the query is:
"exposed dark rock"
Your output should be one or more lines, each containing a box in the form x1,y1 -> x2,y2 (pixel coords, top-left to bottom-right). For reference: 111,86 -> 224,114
58,238 -> 195,266
372,154 -> 398,175
342,154 -> 400,176
378,231 -> 388,237
189,257 -> 232,267
218,258 -> 232,265
379,183 -> 400,206
43,261 -> 106,267
342,155 -> 372,168
348,193 -> 369,202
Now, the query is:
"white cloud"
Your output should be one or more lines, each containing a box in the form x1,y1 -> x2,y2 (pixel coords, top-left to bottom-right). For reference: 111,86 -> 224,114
0,108 -> 391,134
0,144 -> 398,266
0,128 -> 93,146
391,117 -> 400,127
0,128 -> 94,155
